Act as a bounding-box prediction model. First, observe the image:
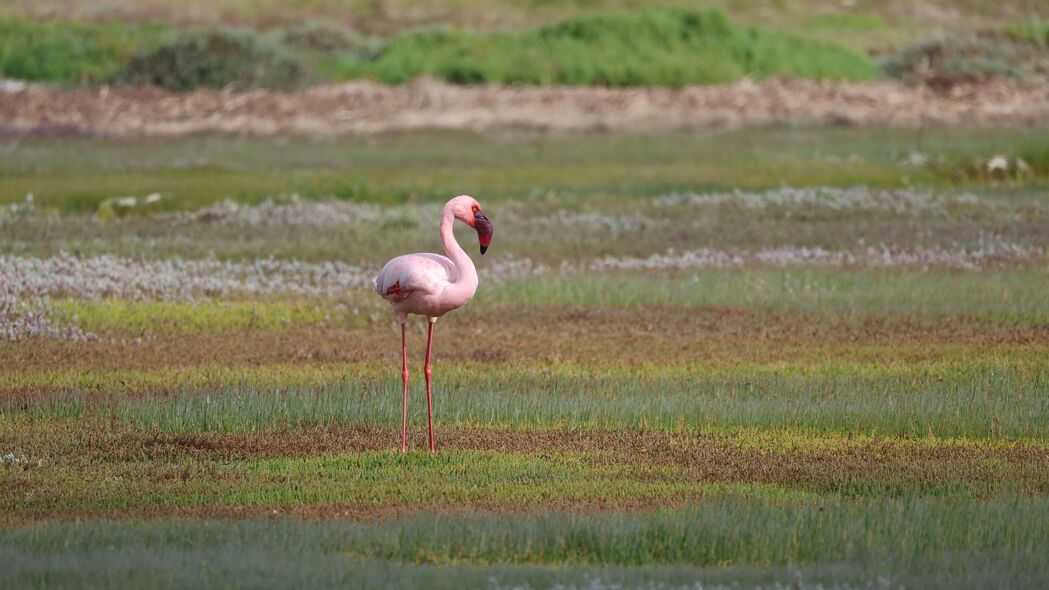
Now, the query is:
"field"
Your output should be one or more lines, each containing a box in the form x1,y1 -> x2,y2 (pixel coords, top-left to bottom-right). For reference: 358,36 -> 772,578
2,125 -> 1048,589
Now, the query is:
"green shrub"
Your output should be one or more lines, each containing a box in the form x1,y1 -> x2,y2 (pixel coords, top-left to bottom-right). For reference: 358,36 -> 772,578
359,8 -> 877,86
0,18 -> 168,83
119,29 -> 310,91
881,32 -> 1049,86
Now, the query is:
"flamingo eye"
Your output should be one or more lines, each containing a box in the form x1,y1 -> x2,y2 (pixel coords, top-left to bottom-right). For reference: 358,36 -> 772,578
471,205 -> 480,213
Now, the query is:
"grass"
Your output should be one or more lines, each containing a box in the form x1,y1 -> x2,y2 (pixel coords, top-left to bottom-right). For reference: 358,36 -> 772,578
3,499 -> 1048,588
1006,19 -> 1049,46
30,267 -> 1049,333
5,127 -> 1049,215
2,419 -> 1047,517
0,8 -> 875,87
50,299 -> 355,333
0,19 -> 168,83
8,6 -> 1049,89
3,496 -> 1048,564
5,353 -> 1049,439
486,271 -> 1049,322
352,8 -> 876,86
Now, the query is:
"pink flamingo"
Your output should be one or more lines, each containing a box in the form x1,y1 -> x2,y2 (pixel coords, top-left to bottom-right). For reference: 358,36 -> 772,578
373,195 -> 494,453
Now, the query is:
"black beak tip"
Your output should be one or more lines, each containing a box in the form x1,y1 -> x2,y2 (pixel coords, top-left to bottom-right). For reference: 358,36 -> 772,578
480,245 -> 488,255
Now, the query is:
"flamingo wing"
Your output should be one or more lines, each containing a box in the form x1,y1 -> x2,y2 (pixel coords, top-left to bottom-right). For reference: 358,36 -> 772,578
373,253 -> 457,302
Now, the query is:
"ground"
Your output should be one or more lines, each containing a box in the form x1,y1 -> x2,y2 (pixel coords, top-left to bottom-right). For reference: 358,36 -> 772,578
1,126 -> 1048,589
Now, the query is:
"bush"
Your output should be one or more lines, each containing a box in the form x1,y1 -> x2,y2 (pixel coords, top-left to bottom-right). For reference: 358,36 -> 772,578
0,19 -> 168,83
119,29 -> 310,91
881,32 -> 1049,86
360,8 -> 877,86
279,21 -> 384,59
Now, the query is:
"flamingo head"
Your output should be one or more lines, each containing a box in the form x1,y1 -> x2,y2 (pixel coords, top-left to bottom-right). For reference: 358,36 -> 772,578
449,195 -> 494,255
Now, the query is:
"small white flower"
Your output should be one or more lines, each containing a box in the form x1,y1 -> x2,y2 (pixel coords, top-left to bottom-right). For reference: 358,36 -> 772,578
144,193 -> 163,204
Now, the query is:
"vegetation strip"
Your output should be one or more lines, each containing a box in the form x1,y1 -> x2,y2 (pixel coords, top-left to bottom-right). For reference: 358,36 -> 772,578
3,423 -> 1047,523
0,9 -> 875,87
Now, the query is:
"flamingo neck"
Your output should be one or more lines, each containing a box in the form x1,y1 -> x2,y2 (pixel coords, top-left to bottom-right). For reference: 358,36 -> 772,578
440,208 -> 478,303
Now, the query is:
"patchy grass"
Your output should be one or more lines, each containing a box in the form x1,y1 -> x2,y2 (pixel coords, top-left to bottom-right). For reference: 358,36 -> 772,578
2,421 -> 1047,520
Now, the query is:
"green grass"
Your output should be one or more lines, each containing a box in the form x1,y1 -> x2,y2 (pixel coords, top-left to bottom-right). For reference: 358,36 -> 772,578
0,19 -> 168,83
3,497 -> 1048,589
5,127 -> 1049,215
6,356 -> 1047,439
3,414 -> 1047,513
50,300 -> 357,333
0,9 -> 876,87
4,495 -> 1047,562
1005,18 -> 1049,46
352,8 -> 876,86
486,271 -> 1049,322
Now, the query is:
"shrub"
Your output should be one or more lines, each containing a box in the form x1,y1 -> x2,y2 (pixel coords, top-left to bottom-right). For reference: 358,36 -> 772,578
279,21 -> 384,59
360,8 -> 877,86
119,29 -> 310,91
0,18 -> 168,83
881,32 -> 1049,86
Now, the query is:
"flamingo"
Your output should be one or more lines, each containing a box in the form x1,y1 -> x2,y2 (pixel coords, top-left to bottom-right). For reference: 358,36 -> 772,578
372,195 -> 494,453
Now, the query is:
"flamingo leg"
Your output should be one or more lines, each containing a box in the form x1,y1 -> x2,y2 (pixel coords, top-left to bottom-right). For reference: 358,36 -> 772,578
401,321 -> 409,453
424,319 -> 436,453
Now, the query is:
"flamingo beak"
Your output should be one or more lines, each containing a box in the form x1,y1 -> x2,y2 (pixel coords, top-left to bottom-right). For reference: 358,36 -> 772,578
475,211 -> 493,255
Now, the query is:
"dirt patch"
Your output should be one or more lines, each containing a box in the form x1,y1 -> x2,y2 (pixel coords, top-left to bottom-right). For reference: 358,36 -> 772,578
2,78 -> 1049,138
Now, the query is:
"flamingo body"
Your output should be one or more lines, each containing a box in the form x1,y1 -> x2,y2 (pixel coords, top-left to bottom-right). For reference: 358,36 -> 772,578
372,195 -> 493,452
373,253 -> 467,319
